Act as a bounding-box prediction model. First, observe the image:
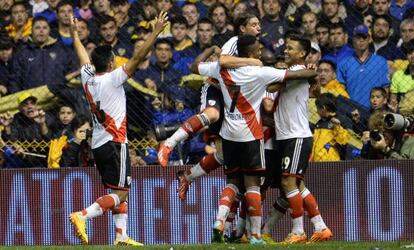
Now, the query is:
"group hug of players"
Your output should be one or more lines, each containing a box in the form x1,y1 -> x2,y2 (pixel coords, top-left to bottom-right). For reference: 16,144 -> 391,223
157,13 -> 334,245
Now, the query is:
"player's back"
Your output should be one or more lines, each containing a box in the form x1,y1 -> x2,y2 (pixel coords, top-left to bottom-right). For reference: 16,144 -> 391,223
219,65 -> 285,142
80,64 -> 129,148
275,64 -> 312,140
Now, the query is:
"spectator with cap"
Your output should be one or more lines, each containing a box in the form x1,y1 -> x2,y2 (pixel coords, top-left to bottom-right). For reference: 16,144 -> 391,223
0,92 -> 55,168
369,14 -> 404,62
337,25 -> 390,108
10,16 -> 78,93
306,42 -> 322,64
0,37 -> 13,96
322,22 -> 354,65
5,2 -> 32,44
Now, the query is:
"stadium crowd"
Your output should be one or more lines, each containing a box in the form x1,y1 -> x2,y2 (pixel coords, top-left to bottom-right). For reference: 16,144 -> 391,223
0,0 -> 413,169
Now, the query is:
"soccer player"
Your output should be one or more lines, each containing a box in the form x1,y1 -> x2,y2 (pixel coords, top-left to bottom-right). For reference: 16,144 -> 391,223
273,35 -> 333,244
192,35 -> 317,244
157,13 -> 262,168
68,12 -> 168,245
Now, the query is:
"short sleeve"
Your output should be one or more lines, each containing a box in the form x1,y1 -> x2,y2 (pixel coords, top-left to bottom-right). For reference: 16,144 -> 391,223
198,62 -> 220,79
110,65 -> 129,87
259,66 -> 287,85
80,64 -> 95,85
221,36 -> 238,56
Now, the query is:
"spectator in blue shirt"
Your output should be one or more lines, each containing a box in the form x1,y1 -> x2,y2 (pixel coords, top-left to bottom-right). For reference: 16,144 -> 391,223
337,25 -> 390,108
322,22 -> 354,64
390,0 -> 414,21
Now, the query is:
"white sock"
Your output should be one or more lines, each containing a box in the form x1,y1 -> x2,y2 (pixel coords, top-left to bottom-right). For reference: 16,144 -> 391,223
245,215 -> 251,238
165,127 -> 189,148
82,202 -> 103,220
262,207 -> 285,234
291,216 -> 304,235
235,217 -> 246,237
114,213 -> 128,241
185,163 -> 207,182
310,215 -> 327,232
249,216 -> 261,238
216,205 -> 230,222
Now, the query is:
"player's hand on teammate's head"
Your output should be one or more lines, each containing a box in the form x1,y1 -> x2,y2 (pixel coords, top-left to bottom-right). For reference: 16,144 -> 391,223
153,11 -> 169,34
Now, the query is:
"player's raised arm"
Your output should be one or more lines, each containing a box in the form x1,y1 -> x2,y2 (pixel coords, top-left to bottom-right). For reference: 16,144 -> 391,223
70,15 -> 90,66
189,46 -> 220,74
124,12 -> 168,76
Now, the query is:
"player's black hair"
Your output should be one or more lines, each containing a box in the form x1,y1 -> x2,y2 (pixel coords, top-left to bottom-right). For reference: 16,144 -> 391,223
237,35 -> 258,58
234,13 -> 258,35
91,45 -> 114,73
316,93 -> 337,113
288,35 -> 311,58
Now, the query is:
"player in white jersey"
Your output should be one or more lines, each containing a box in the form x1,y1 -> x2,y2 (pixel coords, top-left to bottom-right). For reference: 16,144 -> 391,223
272,35 -> 333,244
68,13 -> 168,246
193,35 -> 317,244
157,13 -> 262,200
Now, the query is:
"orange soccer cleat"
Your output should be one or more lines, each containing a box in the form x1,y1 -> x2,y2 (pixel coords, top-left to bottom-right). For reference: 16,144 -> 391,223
281,233 -> 307,244
157,143 -> 172,168
177,171 -> 191,200
309,228 -> 333,243
69,212 -> 88,245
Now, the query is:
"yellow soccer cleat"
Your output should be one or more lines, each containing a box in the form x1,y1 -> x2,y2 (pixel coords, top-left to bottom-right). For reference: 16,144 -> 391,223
114,237 -> 144,246
262,233 -> 278,244
281,233 -> 307,244
69,212 -> 88,244
309,228 -> 333,243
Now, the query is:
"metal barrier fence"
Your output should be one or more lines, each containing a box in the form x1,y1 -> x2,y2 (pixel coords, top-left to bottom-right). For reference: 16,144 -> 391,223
2,0 -> 414,165
1,160 -> 413,246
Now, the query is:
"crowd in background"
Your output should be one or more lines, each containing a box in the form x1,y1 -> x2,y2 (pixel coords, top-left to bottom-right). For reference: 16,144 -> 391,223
0,0 -> 414,168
